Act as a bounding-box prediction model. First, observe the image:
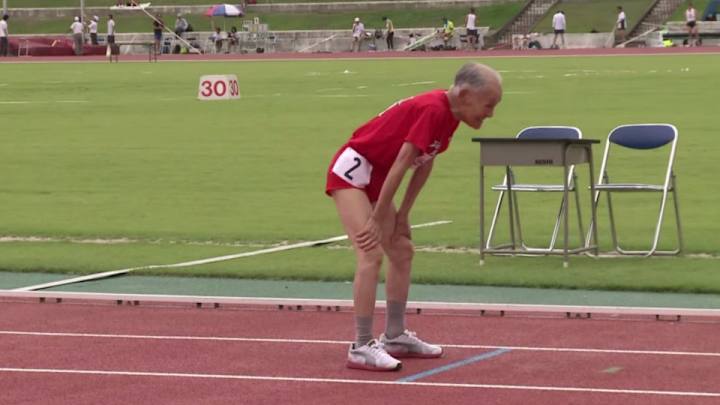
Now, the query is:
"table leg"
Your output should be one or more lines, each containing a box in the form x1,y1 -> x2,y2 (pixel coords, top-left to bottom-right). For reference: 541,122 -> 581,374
563,146 -> 570,267
479,163 -> 485,265
587,145 -> 599,256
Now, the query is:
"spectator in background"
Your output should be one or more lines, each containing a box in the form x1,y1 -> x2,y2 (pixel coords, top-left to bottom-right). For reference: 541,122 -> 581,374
382,16 -> 394,50
351,17 -> 364,52
89,16 -> 99,45
174,13 -> 188,37
686,2 -> 699,46
465,7 -> 479,50
107,14 -> 116,44
440,16 -> 455,48
551,10 -> 566,49
70,16 -> 84,55
227,26 -> 238,53
210,27 -> 223,53
0,15 -> 9,57
152,14 -> 164,54
616,6 -> 626,44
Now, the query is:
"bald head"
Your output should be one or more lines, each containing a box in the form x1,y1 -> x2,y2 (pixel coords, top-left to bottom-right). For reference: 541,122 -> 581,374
453,62 -> 502,92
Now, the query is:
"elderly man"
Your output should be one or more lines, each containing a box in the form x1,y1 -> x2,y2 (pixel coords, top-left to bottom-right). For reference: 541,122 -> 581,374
70,16 -> 84,55
351,17 -> 365,52
325,63 -> 503,371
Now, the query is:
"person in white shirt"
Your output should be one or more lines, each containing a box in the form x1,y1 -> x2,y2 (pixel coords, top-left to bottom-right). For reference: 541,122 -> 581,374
551,10 -> 566,49
89,16 -> 99,45
70,16 -> 84,55
351,17 -> 365,52
107,14 -> 116,44
0,15 -> 9,57
174,13 -> 189,37
686,2 -> 699,46
464,8 -> 479,50
616,6 -> 627,44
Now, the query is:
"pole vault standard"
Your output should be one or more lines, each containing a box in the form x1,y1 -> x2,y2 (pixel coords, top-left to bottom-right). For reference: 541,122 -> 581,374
138,5 -> 201,54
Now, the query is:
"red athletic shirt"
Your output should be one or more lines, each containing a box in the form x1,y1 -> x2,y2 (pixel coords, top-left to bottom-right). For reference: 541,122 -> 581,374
344,89 -> 460,173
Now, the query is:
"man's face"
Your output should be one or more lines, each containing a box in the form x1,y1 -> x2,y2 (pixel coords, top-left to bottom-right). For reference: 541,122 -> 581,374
459,85 -> 502,130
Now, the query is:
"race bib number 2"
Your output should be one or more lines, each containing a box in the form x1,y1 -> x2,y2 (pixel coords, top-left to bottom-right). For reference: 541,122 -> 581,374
332,147 -> 373,188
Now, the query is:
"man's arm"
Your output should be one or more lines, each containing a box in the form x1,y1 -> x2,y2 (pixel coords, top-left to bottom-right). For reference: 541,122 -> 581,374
355,142 -> 419,251
372,142 -> 420,222
398,157 -> 433,219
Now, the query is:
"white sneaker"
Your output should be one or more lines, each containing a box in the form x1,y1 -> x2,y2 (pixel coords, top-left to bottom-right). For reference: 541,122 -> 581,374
380,330 -> 443,358
346,339 -> 402,371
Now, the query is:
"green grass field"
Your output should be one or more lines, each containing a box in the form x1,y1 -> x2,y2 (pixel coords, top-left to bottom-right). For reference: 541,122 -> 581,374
21,0 -> 395,6
534,0 -> 654,33
7,3 -> 523,34
668,0 -> 712,21
0,54 -> 718,292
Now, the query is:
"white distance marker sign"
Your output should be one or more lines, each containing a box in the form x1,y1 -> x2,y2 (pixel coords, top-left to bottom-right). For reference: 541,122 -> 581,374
198,75 -> 240,101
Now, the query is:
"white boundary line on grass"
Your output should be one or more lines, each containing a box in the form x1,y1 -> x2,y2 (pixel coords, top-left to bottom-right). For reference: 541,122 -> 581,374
1,367 -> 718,397
11,220 -> 452,292
2,330 -> 720,358
1,290 -> 719,318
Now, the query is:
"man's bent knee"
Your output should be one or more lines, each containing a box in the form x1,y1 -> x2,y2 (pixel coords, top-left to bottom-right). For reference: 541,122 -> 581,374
356,246 -> 384,271
385,237 -> 414,263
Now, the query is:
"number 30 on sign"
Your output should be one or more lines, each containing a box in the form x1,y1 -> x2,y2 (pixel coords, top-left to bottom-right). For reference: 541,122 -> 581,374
197,75 -> 240,100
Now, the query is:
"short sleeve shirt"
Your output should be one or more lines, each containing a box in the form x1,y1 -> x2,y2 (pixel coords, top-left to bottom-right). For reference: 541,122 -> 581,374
345,89 -> 460,174
71,22 -> 84,34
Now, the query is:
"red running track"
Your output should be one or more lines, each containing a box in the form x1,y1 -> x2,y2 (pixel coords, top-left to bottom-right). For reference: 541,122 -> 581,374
1,300 -> 719,405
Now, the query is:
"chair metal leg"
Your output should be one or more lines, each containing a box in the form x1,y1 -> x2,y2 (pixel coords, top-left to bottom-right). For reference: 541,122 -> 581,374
513,190 -> 526,250
610,175 -> 682,256
573,186 -> 586,248
506,167 -> 517,250
606,190 -> 620,253
672,175 -> 683,254
547,195 -> 566,252
486,189 -> 505,249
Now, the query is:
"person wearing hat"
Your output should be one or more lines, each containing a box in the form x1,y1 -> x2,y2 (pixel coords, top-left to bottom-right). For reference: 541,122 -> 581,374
89,15 -> 99,45
70,16 -> 84,55
351,17 -> 365,52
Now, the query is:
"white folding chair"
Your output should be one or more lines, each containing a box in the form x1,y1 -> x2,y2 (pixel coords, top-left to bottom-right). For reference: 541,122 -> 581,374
486,126 -> 585,253
586,124 -> 682,256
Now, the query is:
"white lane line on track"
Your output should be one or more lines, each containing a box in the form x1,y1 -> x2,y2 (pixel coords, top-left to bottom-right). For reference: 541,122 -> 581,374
0,100 -> 88,104
316,94 -> 369,98
394,81 -> 436,87
1,367 -> 718,397
3,331 -> 720,358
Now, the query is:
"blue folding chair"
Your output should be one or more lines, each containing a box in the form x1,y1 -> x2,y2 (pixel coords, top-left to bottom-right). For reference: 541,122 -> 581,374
586,124 -> 683,256
486,126 -> 585,253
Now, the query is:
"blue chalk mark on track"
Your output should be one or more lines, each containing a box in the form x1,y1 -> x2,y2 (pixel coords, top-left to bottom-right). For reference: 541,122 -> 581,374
397,348 -> 511,382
